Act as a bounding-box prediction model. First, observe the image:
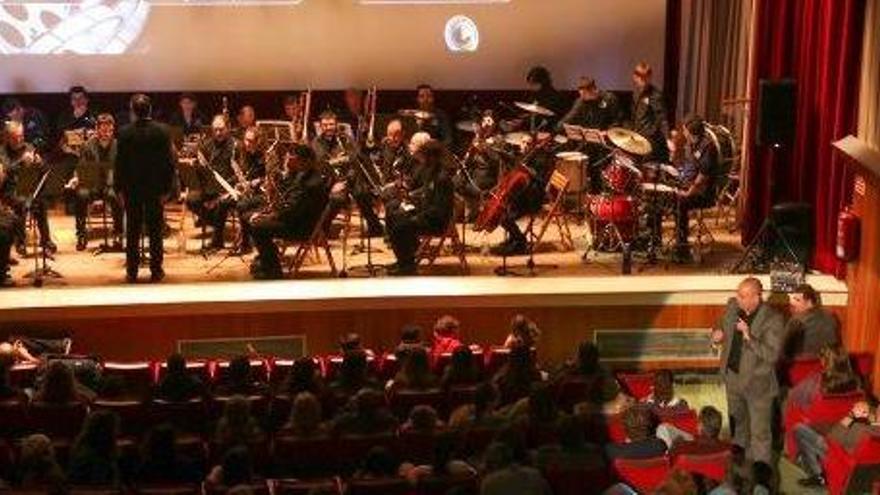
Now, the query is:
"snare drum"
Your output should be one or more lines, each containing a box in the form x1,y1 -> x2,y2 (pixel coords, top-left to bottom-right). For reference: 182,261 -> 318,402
602,152 -> 642,194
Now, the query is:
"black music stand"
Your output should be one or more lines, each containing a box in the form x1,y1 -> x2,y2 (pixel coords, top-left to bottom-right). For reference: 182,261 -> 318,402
76,160 -> 123,255
21,169 -> 63,287
177,159 -> 211,259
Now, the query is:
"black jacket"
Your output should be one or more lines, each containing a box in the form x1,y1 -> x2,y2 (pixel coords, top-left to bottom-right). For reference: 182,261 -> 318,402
115,119 -> 175,199
277,167 -> 329,237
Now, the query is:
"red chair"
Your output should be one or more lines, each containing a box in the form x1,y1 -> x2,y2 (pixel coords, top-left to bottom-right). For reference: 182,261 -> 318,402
399,430 -> 438,465
322,353 -> 377,381
781,357 -> 822,387
271,478 -> 343,495
156,360 -> 210,384
616,372 -> 654,400
555,377 -> 597,412
214,358 -> 270,385
150,399 -> 209,436
204,482 -> 270,495
9,362 -> 38,388
388,388 -> 445,419
102,361 -> 155,398
604,414 -> 628,443
28,401 -> 88,439
543,462 -> 611,495
447,385 -> 479,412
270,359 -> 295,388
134,485 -> 202,495
346,477 -> 410,495
272,435 -> 338,476
337,434 -> 400,472
484,347 -> 510,377
672,449 -> 731,482
0,398 -> 29,437
851,352 -> 874,388
822,434 -> 880,495
378,353 -> 401,382
417,473 -> 480,495
209,394 -> 269,422
92,399 -> 149,439
783,390 -> 864,458
656,408 -> 699,436
612,456 -> 670,493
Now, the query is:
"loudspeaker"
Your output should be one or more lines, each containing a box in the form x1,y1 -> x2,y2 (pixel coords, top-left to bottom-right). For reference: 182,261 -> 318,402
757,79 -> 797,146
768,202 -> 813,268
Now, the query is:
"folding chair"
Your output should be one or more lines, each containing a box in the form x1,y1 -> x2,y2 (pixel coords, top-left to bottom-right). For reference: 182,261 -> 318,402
279,203 -> 338,277
416,221 -> 469,274
526,170 -> 575,252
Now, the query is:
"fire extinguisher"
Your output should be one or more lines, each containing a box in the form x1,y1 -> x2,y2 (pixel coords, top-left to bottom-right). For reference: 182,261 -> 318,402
836,207 -> 860,262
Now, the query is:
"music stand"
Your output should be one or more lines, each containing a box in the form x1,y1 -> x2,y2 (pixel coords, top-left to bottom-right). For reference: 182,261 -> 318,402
177,158 -> 211,258
76,159 -> 123,255
20,169 -> 62,287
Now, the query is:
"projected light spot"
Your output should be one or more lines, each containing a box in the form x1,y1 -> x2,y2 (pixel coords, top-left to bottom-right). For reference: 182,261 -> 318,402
444,15 -> 478,53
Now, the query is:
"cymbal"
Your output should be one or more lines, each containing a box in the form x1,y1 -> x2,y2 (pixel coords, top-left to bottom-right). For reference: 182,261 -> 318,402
398,109 -> 434,120
456,120 -> 478,133
556,151 -> 587,161
513,101 -> 555,117
606,127 -> 653,156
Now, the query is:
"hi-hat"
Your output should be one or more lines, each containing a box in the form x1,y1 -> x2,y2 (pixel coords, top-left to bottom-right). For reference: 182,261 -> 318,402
513,101 -> 555,117
606,127 -> 653,156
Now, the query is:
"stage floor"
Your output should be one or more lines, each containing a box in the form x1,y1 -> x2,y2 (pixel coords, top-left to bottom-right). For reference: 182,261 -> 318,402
8,205 -> 749,288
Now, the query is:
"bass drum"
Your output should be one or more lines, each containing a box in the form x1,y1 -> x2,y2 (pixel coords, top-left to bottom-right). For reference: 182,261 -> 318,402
588,195 -> 639,244
706,124 -> 738,176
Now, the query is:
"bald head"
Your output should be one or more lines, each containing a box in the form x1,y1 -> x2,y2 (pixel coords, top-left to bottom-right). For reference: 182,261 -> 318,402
386,119 -> 404,148
736,277 -> 763,314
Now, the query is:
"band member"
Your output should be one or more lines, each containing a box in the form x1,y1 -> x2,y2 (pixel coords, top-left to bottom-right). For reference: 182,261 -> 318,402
234,127 -> 270,253
235,105 -> 257,139
385,139 -> 455,276
558,77 -> 619,130
70,113 -> 124,251
0,163 -> 19,287
490,134 -> 554,256
525,66 -> 568,128
56,86 -> 97,190
456,111 -> 505,221
340,88 -> 368,144
379,119 -> 414,183
114,94 -> 175,283
169,93 -> 205,137
2,98 -> 50,152
631,62 -> 670,162
0,121 -> 54,255
414,84 -> 453,145
248,144 -> 329,280
282,94 -> 304,140
312,110 -> 384,237
188,115 -> 239,250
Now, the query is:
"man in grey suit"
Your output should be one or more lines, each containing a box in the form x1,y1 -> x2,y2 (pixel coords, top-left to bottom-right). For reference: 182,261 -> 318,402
711,277 -> 785,464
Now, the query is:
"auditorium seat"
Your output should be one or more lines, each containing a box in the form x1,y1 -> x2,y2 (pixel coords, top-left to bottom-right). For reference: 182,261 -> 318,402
483,347 -> 510,377
271,478 -> 343,495
672,450 -> 731,482
322,353 -> 378,381
783,390 -> 864,458
612,456 -> 670,493
543,461 -> 611,495
447,385 -> 479,412
399,430 -> 438,464
150,398 -> 209,436
337,434 -> 400,473
28,401 -> 88,440
616,372 -> 654,401
417,473 -> 480,495
389,388 -> 445,419
822,434 -> 880,495
0,398 -> 29,438
851,352 -> 874,389
92,399 -> 149,439
9,362 -> 38,389
156,360 -> 211,384
209,394 -> 270,422
377,353 -> 401,382
555,376 -> 597,412
204,482 -> 270,495
656,408 -> 699,436
781,357 -> 822,388
101,361 -> 155,399
133,485 -> 202,495
214,358 -> 270,385
272,435 -> 338,477
68,488 -> 122,495
270,359 -> 295,388
346,477 -> 410,495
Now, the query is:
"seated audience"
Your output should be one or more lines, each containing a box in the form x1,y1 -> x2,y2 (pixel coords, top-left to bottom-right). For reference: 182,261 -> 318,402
786,344 -> 860,410
783,284 -> 840,359
533,415 -> 603,470
155,353 -> 205,402
401,405 -> 443,435
441,345 -> 481,389
329,350 -> 379,401
480,441 -> 552,495
0,351 -> 24,400
793,399 -> 880,487
395,324 -> 427,361
604,404 -> 667,461
333,388 -> 398,436
338,332 -> 372,357
353,446 -> 401,480
215,355 -> 267,397
654,469 -> 700,495
279,357 -> 324,398
492,343 -> 544,406
645,370 -> 687,410
431,315 -> 464,360
205,446 -> 255,491
390,347 -> 438,391
554,341 -> 624,409
508,383 -> 559,428
665,406 -> 728,455
214,395 -> 265,452
34,360 -> 95,404
67,410 -> 120,486
449,382 -> 506,430
281,392 -> 330,438
137,424 -> 203,484
17,433 -> 65,491
0,340 -> 40,365
503,314 -> 541,350
400,432 -> 477,484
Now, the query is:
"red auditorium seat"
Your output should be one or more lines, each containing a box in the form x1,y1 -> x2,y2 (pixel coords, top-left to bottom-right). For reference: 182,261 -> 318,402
9,362 -> 38,388
612,456 -> 670,493
377,353 -> 401,382
322,353 -> 377,380
92,399 -> 149,438
272,435 -> 338,476
346,477 -> 410,495
672,450 -> 731,482
214,358 -> 270,385
156,360 -> 211,384
432,347 -> 484,376
67,488 -> 122,494
656,408 -> 699,436
337,434 -> 400,472
483,347 -> 510,377
28,401 -> 88,439
272,478 -> 343,495
616,372 -> 655,401
543,462 -> 611,495
417,473 -> 480,495
555,376 -> 597,411
783,390 -> 864,458
389,388 -> 445,419
209,394 -> 270,422
101,361 -> 155,398
399,430 -> 438,464
204,482 -> 270,495
604,414 -> 628,443
150,398 -> 209,436
0,398 -> 29,437
781,357 -> 822,387
822,434 -> 880,495
851,352 -> 874,388
270,358 -> 295,388
447,385 -> 479,412
134,485 -> 202,495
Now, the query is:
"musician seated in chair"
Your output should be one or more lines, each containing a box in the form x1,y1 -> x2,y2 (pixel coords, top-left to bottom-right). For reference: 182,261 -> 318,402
385,139 -> 454,276
455,111 -> 505,222
233,127 -> 269,254
0,164 -> 18,287
489,134 -> 554,256
662,115 -> 720,263
68,113 -> 124,251
312,110 -> 384,237
0,121 -> 54,256
187,115 -> 239,250
247,144 -> 329,280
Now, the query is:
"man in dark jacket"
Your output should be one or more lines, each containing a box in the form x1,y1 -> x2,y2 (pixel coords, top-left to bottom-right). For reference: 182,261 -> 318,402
630,62 -> 670,162
114,94 -> 175,283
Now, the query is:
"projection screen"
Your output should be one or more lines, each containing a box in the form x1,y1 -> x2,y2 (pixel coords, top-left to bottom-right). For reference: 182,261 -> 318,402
0,0 -> 667,92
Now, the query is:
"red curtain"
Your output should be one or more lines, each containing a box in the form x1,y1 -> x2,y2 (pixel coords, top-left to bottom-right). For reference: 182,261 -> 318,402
743,0 -> 865,276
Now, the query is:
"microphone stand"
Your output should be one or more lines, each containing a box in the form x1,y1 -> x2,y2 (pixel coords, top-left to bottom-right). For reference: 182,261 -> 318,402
22,169 -> 63,287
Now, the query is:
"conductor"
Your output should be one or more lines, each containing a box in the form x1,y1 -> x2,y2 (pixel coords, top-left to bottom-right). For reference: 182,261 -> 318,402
114,94 -> 175,283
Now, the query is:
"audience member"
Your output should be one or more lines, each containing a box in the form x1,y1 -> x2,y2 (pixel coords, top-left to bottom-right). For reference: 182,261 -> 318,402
353,446 -> 401,479
279,357 -> 325,398
449,382 -> 506,430
328,350 -> 379,400
0,351 -> 24,400
654,469 -> 699,495
555,341 -> 624,409
390,347 -> 438,391
751,461 -> 773,495
509,383 -> 559,428
665,406 -> 728,455
645,370 -> 687,410
441,345 -> 481,389
432,315 -> 464,360
534,415 -> 603,470
333,388 -> 398,436
17,433 -> 65,492
503,314 -> 541,350
155,353 -> 205,402
34,360 -> 94,404
395,324 -> 427,361
401,405 -> 443,434
67,410 -> 120,486
492,343 -> 543,406
480,441 -> 552,495
282,392 -> 329,438
206,446 -> 255,491
400,432 -> 477,484
137,424 -> 203,484
604,404 -> 667,461
783,284 -> 839,359
786,344 -> 860,410
214,395 -> 265,451
215,356 -> 267,397
0,340 -> 40,365
338,332 -> 372,356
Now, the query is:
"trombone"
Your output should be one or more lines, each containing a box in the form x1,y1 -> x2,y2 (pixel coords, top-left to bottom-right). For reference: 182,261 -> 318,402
364,86 -> 378,150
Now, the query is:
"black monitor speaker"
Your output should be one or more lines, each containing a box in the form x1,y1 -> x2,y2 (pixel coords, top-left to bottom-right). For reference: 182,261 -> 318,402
767,202 -> 813,268
757,79 -> 797,147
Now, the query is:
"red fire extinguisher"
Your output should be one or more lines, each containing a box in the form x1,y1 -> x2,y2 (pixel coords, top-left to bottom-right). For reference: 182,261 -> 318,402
836,207 -> 860,262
